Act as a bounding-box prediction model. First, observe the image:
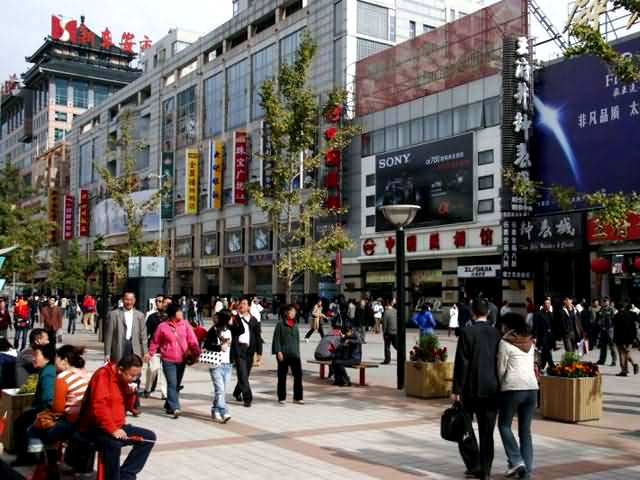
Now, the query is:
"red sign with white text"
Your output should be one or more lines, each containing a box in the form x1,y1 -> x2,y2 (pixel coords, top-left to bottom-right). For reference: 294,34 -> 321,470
587,213 -> 640,244
64,194 -> 74,240
234,131 -> 248,205
79,189 -> 89,237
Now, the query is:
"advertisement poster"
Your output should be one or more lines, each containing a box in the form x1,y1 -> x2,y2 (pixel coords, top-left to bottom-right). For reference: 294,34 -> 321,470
79,189 -> 89,236
92,189 -> 160,236
63,194 -> 74,241
532,35 -> 640,209
48,189 -> 59,243
209,141 -> 223,209
161,152 -> 174,219
185,148 -> 199,215
375,133 -> 474,232
234,131 -> 248,205
519,212 -> 584,252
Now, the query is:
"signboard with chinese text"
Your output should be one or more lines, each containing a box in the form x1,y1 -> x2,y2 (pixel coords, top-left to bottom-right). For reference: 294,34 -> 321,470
209,141 -> 223,209
161,152 -> 174,219
140,257 -> 166,277
375,134 -> 474,232
79,189 -> 89,236
48,189 -> 59,243
185,149 -> 199,215
457,265 -> 501,278
519,213 -> 584,252
128,256 -> 141,278
233,131 -> 248,205
63,194 -> 74,240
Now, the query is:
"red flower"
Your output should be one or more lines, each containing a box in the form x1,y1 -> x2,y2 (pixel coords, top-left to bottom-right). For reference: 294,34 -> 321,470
326,105 -> 342,123
324,128 -> 337,141
326,149 -> 341,166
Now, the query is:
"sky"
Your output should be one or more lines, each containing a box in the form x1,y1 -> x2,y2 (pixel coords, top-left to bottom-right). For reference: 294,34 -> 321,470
0,0 -> 575,85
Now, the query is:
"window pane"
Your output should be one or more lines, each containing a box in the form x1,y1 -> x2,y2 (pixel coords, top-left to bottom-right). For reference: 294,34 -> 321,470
366,174 -> 375,187
177,86 -> 197,147
478,150 -> 494,165
478,175 -> 494,190
356,38 -> 389,61
280,29 -> 304,66
411,118 -> 423,144
252,44 -> 276,119
334,0 -> 345,36
357,1 -> 388,40
483,96 -> 501,126
468,101 -> 483,129
453,105 -> 468,134
372,129 -> 385,154
162,97 -> 175,151
398,121 -> 410,147
424,114 -> 437,141
361,132 -> 372,156
366,215 -> 376,227
438,110 -> 452,138
55,79 -> 68,106
73,81 -> 89,108
366,195 -> 375,207
95,85 -> 109,106
203,72 -> 224,137
79,142 -> 92,186
334,37 -> 346,86
478,199 -> 494,213
409,21 -> 416,39
226,59 -> 248,129
136,145 -> 150,170
385,125 -> 398,151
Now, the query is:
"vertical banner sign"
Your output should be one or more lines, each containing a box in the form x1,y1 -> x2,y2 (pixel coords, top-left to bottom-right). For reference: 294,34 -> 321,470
161,152 -> 174,219
185,148 -> 199,215
79,189 -> 89,237
261,121 -> 273,192
335,251 -> 342,285
209,141 -> 223,209
233,131 -> 248,205
63,194 -> 74,240
48,189 -> 60,243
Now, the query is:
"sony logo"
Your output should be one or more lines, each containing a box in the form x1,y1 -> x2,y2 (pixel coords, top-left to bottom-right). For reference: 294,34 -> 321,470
378,153 -> 411,169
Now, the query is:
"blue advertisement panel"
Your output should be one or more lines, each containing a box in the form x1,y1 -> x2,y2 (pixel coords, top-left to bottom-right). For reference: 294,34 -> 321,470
532,34 -> 640,209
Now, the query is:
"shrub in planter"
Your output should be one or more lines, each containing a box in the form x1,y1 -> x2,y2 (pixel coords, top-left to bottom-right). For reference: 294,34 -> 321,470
406,334 -> 453,398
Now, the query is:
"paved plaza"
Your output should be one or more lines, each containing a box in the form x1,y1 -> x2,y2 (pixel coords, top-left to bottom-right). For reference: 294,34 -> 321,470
5,321 -> 640,479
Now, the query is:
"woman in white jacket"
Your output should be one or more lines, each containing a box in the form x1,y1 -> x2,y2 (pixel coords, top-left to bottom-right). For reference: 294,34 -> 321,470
497,313 -> 538,480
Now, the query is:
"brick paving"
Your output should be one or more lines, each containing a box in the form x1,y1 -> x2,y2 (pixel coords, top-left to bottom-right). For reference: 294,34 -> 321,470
4,321 -> 640,479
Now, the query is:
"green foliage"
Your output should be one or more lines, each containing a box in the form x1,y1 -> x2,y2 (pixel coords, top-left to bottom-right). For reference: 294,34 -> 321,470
561,351 -> 582,367
17,374 -> 38,393
413,334 -> 448,363
45,239 -> 88,294
247,32 -> 360,301
0,163 -> 52,282
584,190 -> 640,234
503,167 -> 540,204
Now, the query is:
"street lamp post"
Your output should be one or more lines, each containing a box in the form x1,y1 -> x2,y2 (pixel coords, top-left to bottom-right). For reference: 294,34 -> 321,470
380,204 -> 421,390
95,250 -> 116,337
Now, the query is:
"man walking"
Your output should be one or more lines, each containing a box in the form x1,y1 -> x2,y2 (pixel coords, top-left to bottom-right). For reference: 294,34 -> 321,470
451,298 -> 501,480
613,304 -> 639,376
381,300 -> 397,365
533,297 -> 555,370
597,297 -> 617,366
40,297 -> 63,344
104,291 -> 148,364
82,294 -> 97,331
232,298 -> 262,407
560,297 -> 582,353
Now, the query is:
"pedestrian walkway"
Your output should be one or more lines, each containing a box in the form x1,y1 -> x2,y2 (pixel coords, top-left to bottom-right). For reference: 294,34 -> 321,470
4,324 -> 640,479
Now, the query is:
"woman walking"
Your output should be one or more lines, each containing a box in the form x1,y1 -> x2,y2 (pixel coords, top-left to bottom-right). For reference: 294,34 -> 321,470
304,299 -> 326,342
273,305 -> 304,404
204,309 -> 243,423
497,313 -> 539,479
150,303 -> 200,418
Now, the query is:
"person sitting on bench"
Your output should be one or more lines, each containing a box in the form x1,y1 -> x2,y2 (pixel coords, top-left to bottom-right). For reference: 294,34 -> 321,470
332,326 -> 362,387
79,354 -> 156,480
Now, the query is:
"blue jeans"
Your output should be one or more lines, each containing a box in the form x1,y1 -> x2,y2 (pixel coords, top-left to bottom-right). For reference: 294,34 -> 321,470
162,360 -> 186,412
498,390 -> 537,478
14,328 -> 28,351
28,419 -> 76,444
90,424 -> 155,480
210,364 -> 232,416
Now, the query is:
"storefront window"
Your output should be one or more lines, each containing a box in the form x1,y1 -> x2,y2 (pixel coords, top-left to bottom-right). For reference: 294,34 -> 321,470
202,232 -> 218,257
225,229 -> 244,255
251,226 -> 271,252
176,237 -> 193,258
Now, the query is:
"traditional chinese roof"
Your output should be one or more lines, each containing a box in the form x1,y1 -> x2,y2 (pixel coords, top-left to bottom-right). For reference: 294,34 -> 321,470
22,58 -> 141,86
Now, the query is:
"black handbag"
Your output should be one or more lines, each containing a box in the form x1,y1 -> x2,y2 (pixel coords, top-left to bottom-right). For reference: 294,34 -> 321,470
440,401 -> 470,442
63,432 -> 96,473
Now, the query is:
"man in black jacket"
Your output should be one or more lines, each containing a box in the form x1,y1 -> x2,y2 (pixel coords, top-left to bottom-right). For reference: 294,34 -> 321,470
231,298 -> 263,407
451,298 -> 501,480
533,297 -> 555,370
613,304 -> 639,376
560,297 -> 583,353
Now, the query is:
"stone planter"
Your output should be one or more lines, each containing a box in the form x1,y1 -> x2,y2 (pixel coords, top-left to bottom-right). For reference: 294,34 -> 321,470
539,375 -> 603,423
0,388 -> 34,453
405,361 -> 454,398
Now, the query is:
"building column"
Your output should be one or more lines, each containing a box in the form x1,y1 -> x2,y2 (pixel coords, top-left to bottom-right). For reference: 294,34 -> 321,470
192,224 -> 204,295
441,257 -> 459,306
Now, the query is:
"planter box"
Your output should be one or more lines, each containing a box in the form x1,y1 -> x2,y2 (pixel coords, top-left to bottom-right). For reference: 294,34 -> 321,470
405,361 -> 454,398
540,375 -> 602,423
0,388 -> 35,453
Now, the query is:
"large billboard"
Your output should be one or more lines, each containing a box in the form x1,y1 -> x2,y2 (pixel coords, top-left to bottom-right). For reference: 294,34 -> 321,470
532,35 -> 640,209
375,134 -> 474,232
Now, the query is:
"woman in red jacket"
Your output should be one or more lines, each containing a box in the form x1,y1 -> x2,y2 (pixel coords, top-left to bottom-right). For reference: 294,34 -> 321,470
79,354 -> 155,480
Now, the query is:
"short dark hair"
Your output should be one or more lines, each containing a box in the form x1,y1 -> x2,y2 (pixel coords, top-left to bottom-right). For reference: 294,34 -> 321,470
29,328 -> 48,346
215,309 -> 231,328
502,312 -> 529,336
117,354 -> 143,370
166,303 -> 180,319
33,344 -> 55,362
472,298 -> 489,318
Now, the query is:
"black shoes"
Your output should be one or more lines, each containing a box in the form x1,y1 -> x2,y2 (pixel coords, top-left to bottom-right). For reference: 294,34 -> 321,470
381,360 -> 390,365
616,372 -> 628,377
634,364 -> 639,375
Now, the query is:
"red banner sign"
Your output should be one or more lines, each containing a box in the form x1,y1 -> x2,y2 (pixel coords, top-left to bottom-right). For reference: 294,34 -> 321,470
234,131 -> 248,205
63,194 -> 74,241
79,189 -> 89,237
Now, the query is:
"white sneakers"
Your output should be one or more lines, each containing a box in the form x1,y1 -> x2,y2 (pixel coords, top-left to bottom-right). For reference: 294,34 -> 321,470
213,411 -> 232,423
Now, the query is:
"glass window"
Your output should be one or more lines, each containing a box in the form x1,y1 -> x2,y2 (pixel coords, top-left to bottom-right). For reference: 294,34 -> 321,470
483,96 -> 501,126
136,145 -> 150,170
398,121 -> 410,147
54,128 -> 64,142
280,29 -> 304,66
356,38 -> 389,61
55,111 -> 67,122
423,24 -> 435,33
365,195 -> 375,208
361,132 -> 372,156
372,129 -> 385,154
478,175 -> 494,190
366,215 -> 376,227
424,114 -> 437,141
334,36 -> 346,86
357,1 -> 389,40
334,0 -> 345,36
478,198 -> 494,214
468,101 -> 483,130
176,86 -> 196,147
410,118 -> 423,144
478,149 -> 494,165
366,174 -> 375,187
162,97 -> 175,151
73,81 -> 89,108
385,125 -> 398,151
409,21 -> 416,39
226,59 -> 248,129
438,110 -> 452,138
453,105 -> 468,134
252,44 -> 276,119
202,232 -> 218,257
95,85 -> 109,106
203,72 -> 224,137
55,79 -> 68,106
79,141 -> 92,186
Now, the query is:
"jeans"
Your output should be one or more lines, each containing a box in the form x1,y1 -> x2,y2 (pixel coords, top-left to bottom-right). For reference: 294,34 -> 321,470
14,328 -> 28,351
28,419 -> 76,444
90,424 -> 156,480
162,360 -> 186,412
277,357 -> 303,401
210,363 -> 232,416
498,390 -> 537,479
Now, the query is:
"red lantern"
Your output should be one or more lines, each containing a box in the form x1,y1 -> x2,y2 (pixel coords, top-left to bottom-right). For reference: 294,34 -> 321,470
634,257 -> 640,271
591,258 -> 611,273
326,149 -> 341,166
324,128 -> 337,141
325,105 -> 342,123
325,172 -> 339,188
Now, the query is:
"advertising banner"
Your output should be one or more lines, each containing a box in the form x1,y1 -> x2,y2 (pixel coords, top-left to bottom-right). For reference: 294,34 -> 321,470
91,189 -> 160,236
161,152 -> 174,219
234,131 -> 248,205
209,141 -> 223,209
375,133 -> 474,232
457,265 -> 501,278
185,149 -> 199,215
63,194 -> 74,241
519,212 -> 584,252
532,35 -> 640,209
79,189 -> 89,237
48,189 -> 59,243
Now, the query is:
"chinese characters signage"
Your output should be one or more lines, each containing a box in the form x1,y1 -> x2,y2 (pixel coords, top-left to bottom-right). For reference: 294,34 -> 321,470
63,194 -> 74,241
519,213 -> 584,252
48,189 -> 59,244
457,265 -> 501,278
161,152 -> 174,219
209,141 -> 223,209
233,131 -> 248,205
185,149 -> 199,215
79,189 -> 89,236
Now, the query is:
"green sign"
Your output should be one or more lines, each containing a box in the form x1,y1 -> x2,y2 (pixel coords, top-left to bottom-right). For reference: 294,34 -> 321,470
161,152 -> 174,219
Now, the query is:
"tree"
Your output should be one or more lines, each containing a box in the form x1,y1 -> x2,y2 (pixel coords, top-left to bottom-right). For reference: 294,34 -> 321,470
45,239 -> 88,294
247,33 -> 359,302
95,110 -> 167,288
0,163 -> 52,283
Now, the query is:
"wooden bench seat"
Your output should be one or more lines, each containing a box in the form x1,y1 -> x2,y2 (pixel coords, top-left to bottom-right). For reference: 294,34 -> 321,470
307,359 -> 379,386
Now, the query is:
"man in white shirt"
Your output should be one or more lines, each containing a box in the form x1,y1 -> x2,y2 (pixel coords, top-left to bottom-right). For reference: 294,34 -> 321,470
104,291 -> 149,365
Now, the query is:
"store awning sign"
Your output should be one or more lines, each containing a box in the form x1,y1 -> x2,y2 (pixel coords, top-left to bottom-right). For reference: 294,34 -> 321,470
457,265 -> 501,278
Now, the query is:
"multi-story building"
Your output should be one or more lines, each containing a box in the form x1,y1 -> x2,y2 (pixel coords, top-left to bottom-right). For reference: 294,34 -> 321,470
68,0 -> 486,302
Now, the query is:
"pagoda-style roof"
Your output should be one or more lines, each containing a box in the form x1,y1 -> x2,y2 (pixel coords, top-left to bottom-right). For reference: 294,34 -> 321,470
23,57 -> 141,86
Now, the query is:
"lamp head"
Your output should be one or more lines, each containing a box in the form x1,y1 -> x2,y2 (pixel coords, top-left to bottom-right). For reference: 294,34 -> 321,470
380,204 -> 421,229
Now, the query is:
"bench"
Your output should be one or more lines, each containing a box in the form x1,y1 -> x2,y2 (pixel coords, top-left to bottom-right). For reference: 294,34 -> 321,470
307,359 -> 379,386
